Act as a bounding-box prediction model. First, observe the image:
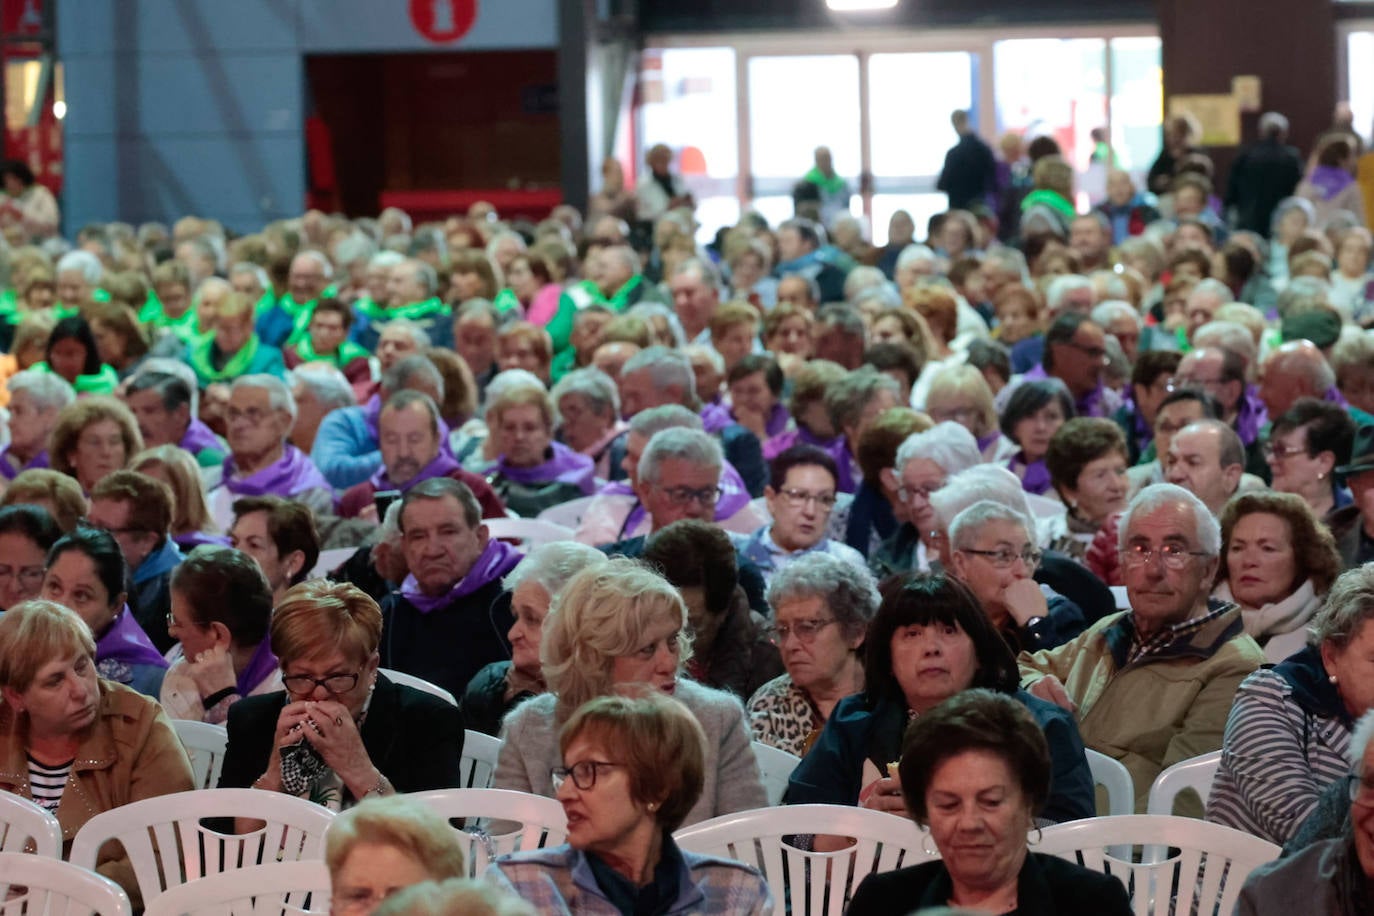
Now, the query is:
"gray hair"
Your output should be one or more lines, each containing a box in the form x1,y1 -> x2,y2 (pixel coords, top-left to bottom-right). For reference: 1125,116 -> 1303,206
1332,328 -> 1374,377
852,283 -> 902,312
1190,277 -> 1233,305
671,256 -> 722,291
1192,320 -> 1257,372
638,427 -> 722,486
1311,563 -> 1374,653
1276,276 -> 1331,320
231,373 -> 297,426
6,369 -> 76,412
334,233 -> 377,268
382,353 -> 446,401
843,266 -> 888,302
484,368 -> 545,403
983,246 -> 1029,280
627,404 -> 703,438
370,250 -> 407,271
401,259 -> 439,297
620,346 -> 696,400
949,500 -> 1036,551
288,365 -> 356,412
893,421 -> 982,478
378,498 -> 404,547
895,243 -> 938,272
626,302 -> 687,348
503,541 -> 608,595
933,466 -> 1035,533
1352,708 -> 1374,770
1045,274 -> 1094,314
551,367 -> 620,421
293,249 -> 335,280
1258,111 -> 1289,139
1091,300 -> 1141,331
682,344 -> 724,375
1117,482 -> 1220,555
378,317 -> 432,350
56,250 -> 102,284
228,261 -> 270,293
824,366 -> 902,431
485,229 -> 527,262
766,553 -> 881,643
130,358 -> 201,415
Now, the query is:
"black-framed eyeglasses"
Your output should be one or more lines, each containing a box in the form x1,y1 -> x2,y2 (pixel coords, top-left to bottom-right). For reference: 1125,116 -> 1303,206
1119,543 -> 1211,570
281,672 -> 360,696
551,760 -> 623,791
766,618 -> 838,646
777,488 -> 837,510
958,546 -> 1043,571
656,485 -> 722,507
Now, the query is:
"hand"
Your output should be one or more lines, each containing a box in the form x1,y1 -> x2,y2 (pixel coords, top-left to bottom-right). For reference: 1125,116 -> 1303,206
357,503 -> 379,523
860,776 -> 911,817
186,644 -> 237,699
1002,579 -> 1049,627
1029,675 -> 1077,713
732,403 -> 768,442
260,702 -> 318,792
293,699 -> 377,796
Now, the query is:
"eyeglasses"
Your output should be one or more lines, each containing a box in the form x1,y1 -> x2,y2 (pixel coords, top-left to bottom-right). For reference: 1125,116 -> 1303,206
958,547 -> 1043,571
226,407 -> 274,425
1166,376 -> 1225,392
777,488 -> 837,510
927,406 -> 979,425
1065,341 -> 1109,363
1262,442 -> 1308,462
897,483 -> 943,504
1119,543 -> 1212,569
281,672 -> 360,696
0,566 -> 45,588
766,618 -> 838,645
656,485 -> 722,507
551,759 -> 623,791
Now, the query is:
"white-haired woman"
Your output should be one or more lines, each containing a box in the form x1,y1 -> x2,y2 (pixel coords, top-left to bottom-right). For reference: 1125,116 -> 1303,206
492,558 -> 767,826
550,367 -> 624,480
871,421 -> 982,577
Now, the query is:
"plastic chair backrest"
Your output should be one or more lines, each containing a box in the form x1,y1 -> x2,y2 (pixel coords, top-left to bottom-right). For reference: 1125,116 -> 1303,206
378,668 -> 458,706
1145,750 -> 1222,817
404,788 -> 568,876
173,720 -> 230,791
1086,749 -> 1135,817
1037,813 -> 1280,916
142,860 -> 332,916
68,789 -> 336,909
459,730 -> 503,790
483,517 -> 574,547
0,792 -> 62,857
536,495 -> 597,529
674,803 -> 935,916
750,741 -> 801,806
0,851 -> 132,916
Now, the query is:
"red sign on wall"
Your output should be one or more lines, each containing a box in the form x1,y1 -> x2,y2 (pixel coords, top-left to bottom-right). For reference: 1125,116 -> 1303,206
408,0 -> 478,44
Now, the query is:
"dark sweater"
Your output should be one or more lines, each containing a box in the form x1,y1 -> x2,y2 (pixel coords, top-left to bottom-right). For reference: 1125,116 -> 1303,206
379,580 -> 515,702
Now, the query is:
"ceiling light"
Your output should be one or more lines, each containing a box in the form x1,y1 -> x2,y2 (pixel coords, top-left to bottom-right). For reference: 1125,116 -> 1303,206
827,0 -> 899,10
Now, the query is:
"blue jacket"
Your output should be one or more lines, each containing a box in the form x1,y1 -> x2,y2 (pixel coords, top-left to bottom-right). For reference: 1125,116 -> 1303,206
130,538 -> 183,655
310,405 -> 380,490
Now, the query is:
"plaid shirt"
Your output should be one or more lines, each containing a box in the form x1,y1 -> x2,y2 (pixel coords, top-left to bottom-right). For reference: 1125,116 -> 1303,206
1126,602 -> 1236,666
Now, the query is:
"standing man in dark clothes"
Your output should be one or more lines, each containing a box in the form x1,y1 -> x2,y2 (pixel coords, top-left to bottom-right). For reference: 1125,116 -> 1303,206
1226,112 -> 1304,236
937,110 -> 997,211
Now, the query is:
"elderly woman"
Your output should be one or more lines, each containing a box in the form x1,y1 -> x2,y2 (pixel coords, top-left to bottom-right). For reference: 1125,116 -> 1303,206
496,321 -> 554,386
131,445 -> 226,550
786,573 -> 1094,828
1266,397 -> 1357,522
0,469 -> 87,531
42,527 -> 167,697
0,504 -> 61,612
1213,491 -> 1343,663
847,690 -> 1131,916
484,381 -> 596,518
87,302 -> 151,381
1001,379 -> 1074,496
821,366 -> 905,494
462,541 -> 608,737
33,316 -> 118,395
551,367 -> 624,480
489,692 -> 773,914
1208,564 -> 1374,847
643,520 -> 782,700
763,358 -> 846,460
375,879 -> 536,916
1044,418 -> 1130,563
0,601 -> 194,903
48,395 -> 143,493
498,252 -> 563,327
1,369 -> 74,479
748,554 -> 880,757
217,579 -> 465,817
160,548 -> 281,724
924,363 -> 1015,463
493,559 -> 767,826
325,795 -> 468,916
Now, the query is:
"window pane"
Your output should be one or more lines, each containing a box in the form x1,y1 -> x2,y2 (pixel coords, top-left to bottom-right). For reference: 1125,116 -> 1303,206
869,52 -> 976,180
1109,37 -> 1163,182
747,55 -> 860,197
1350,32 -> 1374,150
872,193 -> 949,248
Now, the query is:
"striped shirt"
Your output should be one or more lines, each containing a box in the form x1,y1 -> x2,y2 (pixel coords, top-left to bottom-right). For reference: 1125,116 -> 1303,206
27,755 -> 72,813
1126,602 -> 1234,665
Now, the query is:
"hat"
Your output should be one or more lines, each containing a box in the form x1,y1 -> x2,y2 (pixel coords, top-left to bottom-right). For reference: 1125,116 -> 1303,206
1337,422 -> 1374,478
1280,309 -> 1342,349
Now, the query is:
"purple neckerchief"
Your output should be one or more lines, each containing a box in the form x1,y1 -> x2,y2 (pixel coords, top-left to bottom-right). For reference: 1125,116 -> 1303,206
235,636 -> 279,697
179,417 -> 225,456
1324,386 -> 1349,408
370,451 -> 462,492
976,431 -> 1006,458
96,604 -> 169,670
0,446 -> 47,480
399,538 -> 524,614
1007,452 -> 1053,495
1308,165 -> 1354,200
1025,363 -> 1107,418
494,442 -> 595,494
605,459 -> 753,536
363,394 -> 454,457
222,445 -> 331,499
700,402 -> 733,435
1233,387 -> 1268,446
174,530 -> 231,551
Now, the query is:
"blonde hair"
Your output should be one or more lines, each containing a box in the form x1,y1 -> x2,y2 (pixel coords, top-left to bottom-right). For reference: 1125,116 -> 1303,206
48,396 -> 143,481
325,796 -> 465,883
540,559 -> 692,722
131,445 -> 217,537
0,600 -> 96,692
0,469 -> 88,531
374,879 -> 536,916
924,364 -> 997,437
271,579 -> 383,666
709,301 -> 760,340
486,382 -> 554,431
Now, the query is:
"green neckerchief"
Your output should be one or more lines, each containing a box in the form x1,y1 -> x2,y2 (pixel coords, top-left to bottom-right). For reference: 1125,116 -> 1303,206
92,288 -> 111,303
369,297 -> 448,322
353,297 -> 387,322
1021,188 -> 1076,220
52,304 -> 80,320
804,166 -> 847,195
606,275 -> 644,311
492,288 -> 522,316
0,288 -> 16,316
279,284 -> 338,346
293,334 -> 369,367
30,360 -> 118,395
253,291 -> 276,319
191,333 -> 262,383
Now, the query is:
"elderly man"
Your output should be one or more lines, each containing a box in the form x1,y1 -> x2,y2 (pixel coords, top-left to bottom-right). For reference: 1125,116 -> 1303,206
312,353 -> 446,489
1009,276 -> 1098,373
1069,212 -> 1114,272
551,367 -> 625,479
338,390 -> 504,520
547,244 -> 654,355
453,300 -> 498,395
813,305 -> 867,371
55,249 -> 102,314
1019,483 -> 1265,813
614,345 -> 767,497
1173,345 -> 1267,469
1332,425 -> 1374,567
88,470 -> 184,654
287,365 -> 355,454
354,257 -> 452,351
189,291 -> 286,387
1165,419 -> 1245,515
1183,279 -> 1232,345
229,261 -> 274,316
123,370 -> 226,467
1,369 -> 74,478
735,445 -> 865,584
256,250 -> 334,347
776,274 -> 820,311
1021,313 -> 1121,419
228,495 -> 320,605
378,477 -> 522,700
1258,339 -> 1342,421
669,258 -> 721,346
206,374 -> 334,531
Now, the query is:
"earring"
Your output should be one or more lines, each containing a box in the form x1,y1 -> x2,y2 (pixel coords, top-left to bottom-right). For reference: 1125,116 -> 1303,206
647,802 -> 658,812
1029,826 -> 1043,847
1330,674 -> 1339,686
921,831 -> 938,857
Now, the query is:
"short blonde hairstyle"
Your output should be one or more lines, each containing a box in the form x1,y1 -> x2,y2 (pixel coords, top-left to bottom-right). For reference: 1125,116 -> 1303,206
1213,303 -> 1267,348
541,558 -> 692,722
271,579 -> 383,667
0,600 -> 96,692
48,396 -> 143,480
374,879 -> 536,916
709,301 -> 761,340
0,469 -> 88,531
1032,155 -> 1075,198
495,321 -> 553,371
325,796 -> 465,883
486,382 -> 554,432
131,445 -> 216,537
213,290 -> 254,322
924,364 -> 997,437
11,311 -> 56,362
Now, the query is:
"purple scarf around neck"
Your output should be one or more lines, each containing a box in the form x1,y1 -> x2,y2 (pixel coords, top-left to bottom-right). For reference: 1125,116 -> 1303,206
1008,453 -> 1053,495
222,444 -> 331,498
96,605 -> 169,670
399,538 -> 524,614
370,451 -> 463,492
1233,387 -> 1268,446
0,446 -> 46,480
1308,165 -> 1354,200
235,637 -> 279,697
700,402 -> 732,435
495,442 -> 595,494
179,417 -> 225,456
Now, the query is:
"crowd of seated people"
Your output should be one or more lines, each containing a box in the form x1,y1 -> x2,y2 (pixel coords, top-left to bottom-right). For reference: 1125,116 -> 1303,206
3,104 -> 1374,912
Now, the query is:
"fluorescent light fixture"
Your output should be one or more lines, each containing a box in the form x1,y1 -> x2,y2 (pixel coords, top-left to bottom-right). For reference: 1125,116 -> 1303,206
827,0 -> 899,10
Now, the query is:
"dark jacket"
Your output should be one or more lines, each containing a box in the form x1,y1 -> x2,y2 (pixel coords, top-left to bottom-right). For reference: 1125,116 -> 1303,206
686,587 -> 784,701
1330,505 -> 1374,569
847,851 -> 1132,916
1226,138 -> 1304,236
938,132 -> 997,210
379,580 -> 515,703
326,545 -> 396,608
843,481 -> 897,556
602,535 -> 769,617
129,537 -> 184,655
460,660 -> 537,738
217,673 -> 465,797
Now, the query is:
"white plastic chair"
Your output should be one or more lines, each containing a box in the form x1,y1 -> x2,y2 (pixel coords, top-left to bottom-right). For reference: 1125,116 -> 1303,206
173,720 -> 230,791
1037,813 -> 1280,916
1024,492 -> 1064,520
536,495 -> 598,529
142,860 -> 331,916
751,741 -> 801,806
0,792 -> 62,856
309,547 -> 355,580
459,730 -> 503,789
483,517 -> 574,547
0,851 -> 132,916
1146,750 -> 1222,816
1086,749 -> 1135,817
379,668 -> 458,706
68,789 -> 336,909
674,803 -> 934,916
404,788 -> 567,876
